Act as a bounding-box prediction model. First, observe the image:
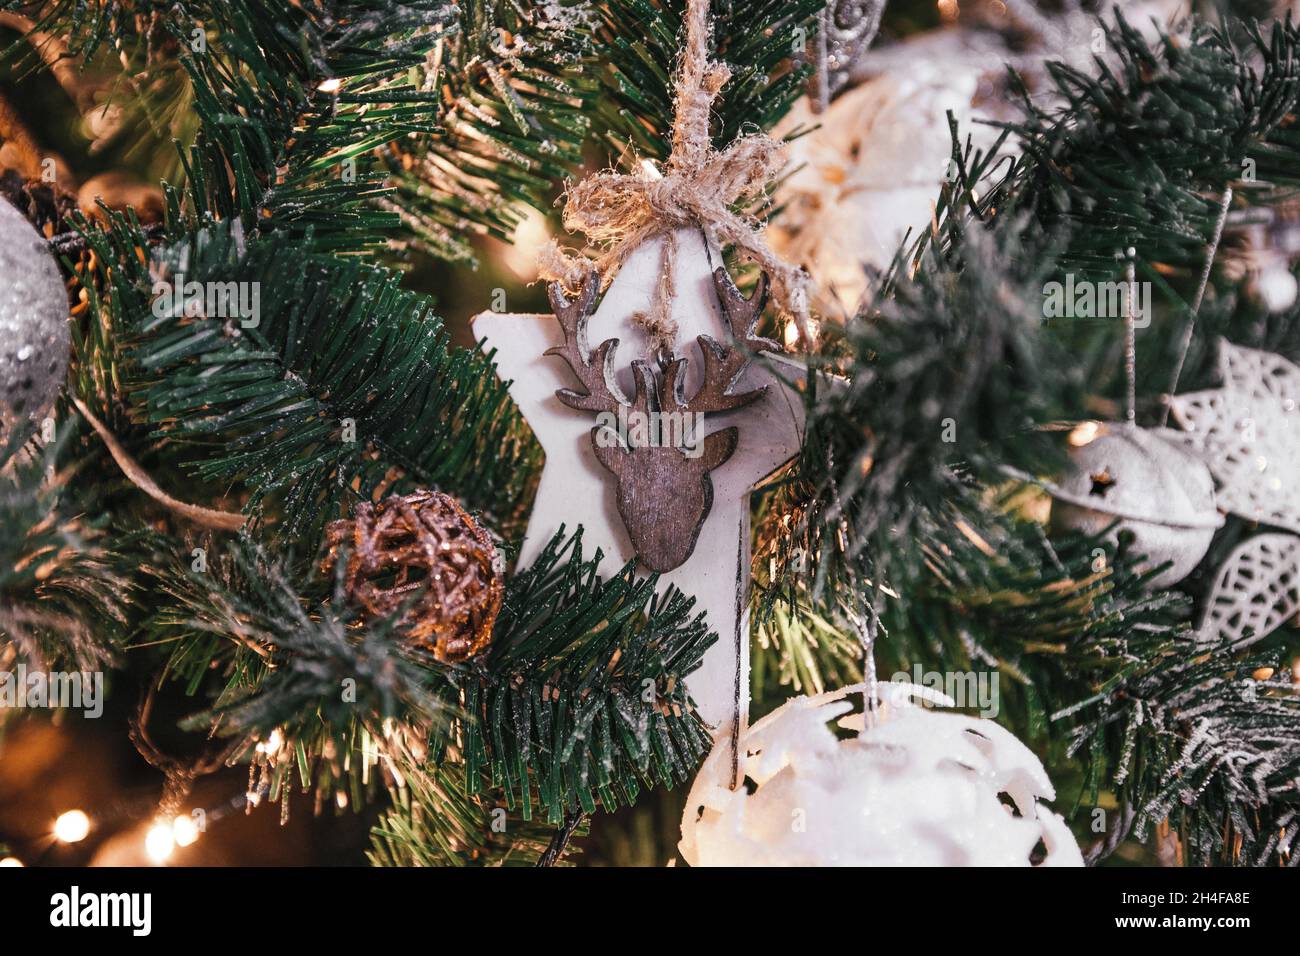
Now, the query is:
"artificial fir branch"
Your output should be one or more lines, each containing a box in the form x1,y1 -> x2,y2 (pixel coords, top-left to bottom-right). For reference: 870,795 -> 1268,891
377,0 -> 596,262
751,598 -> 864,712
8,0 -> 1298,869
369,763 -> 579,866
795,216 -> 1080,594
75,212 -> 532,543
852,495 -> 1299,865
2,0 -> 794,864
133,528 -> 715,849
462,529 -> 716,823
594,0 -> 823,164
168,0 -> 454,254
0,430 -> 136,675
7,0 -> 594,263
1003,13 -> 1300,279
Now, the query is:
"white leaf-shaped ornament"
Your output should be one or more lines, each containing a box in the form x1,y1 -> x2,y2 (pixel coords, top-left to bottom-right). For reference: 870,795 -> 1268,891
1167,341 -> 1300,533
1200,533 -> 1300,648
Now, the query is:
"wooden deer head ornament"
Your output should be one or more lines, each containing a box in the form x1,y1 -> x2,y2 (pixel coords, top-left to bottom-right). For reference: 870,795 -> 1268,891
545,267 -> 781,573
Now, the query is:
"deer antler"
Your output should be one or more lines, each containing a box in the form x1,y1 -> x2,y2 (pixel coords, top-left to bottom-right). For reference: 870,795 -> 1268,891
660,268 -> 782,416
545,272 -> 631,414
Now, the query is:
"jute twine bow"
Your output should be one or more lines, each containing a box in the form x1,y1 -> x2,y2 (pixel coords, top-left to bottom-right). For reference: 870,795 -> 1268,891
538,0 -> 812,352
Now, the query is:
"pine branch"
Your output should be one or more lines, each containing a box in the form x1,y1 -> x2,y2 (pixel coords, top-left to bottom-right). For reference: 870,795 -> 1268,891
1002,13 -> 1300,279
167,0 -> 456,254
369,763 -> 579,866
795,215 -> 1080,593
776,11 -> 1300,859
124,536 -> 446,826
377,0 -> 596,262
134,528 -> 715,834
0,429 -> 136,673
751,597 -> 863,712
76,212 -> 533,544
4,0 -> 162,64
8,0 -> 595,264
461,529 -> 717,824
593,0 -> 822,162
150,541 -> 452,733
856,496 -> 1299,866
1069,634 -> 1300,867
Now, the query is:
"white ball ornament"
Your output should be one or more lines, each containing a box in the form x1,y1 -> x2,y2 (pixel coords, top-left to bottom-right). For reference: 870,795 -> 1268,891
679,683 -> 1083,867
770,60 -> 1006,319
1048,423 -> 1222,588
0,198 -> 70,451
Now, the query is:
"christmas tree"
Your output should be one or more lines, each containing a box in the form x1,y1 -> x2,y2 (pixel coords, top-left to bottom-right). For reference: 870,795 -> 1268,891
0,0 -> 1297,871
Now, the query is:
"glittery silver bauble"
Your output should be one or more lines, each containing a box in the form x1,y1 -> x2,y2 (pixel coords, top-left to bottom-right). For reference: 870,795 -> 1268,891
0,198 -> 69,451
1049,423 -> 1222,588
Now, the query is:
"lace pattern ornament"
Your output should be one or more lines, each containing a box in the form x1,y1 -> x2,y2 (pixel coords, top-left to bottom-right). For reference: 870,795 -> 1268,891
678,682 -> 1083,867
1168,340 -> 1299,534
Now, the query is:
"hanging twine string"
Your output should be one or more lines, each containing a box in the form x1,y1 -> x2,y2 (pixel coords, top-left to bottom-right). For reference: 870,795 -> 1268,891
1160,186 -> 1234,426
72,396 -> 246,532
1122,250 -> 1137,426
635,229 -> 680,357
539,0 -> 813,350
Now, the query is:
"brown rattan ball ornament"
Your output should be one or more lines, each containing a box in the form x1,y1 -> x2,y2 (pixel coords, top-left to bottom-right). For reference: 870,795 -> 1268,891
323,490 -> 504,662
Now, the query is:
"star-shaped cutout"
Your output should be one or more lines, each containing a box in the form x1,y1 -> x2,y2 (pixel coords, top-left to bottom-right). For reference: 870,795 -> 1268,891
1088,470 -> 1115,498
474,227 -> 809,729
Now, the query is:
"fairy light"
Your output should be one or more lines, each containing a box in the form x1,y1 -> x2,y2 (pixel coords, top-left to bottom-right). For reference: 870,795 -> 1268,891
0,857 -> 22,867
361,730 -> 379,785
783,318 -> 819,350
53,810 -> 91,843
144,822 -> 175,864
172,815 -> 200,848
256,728 -> 284,757
783,319 -> 799,350
499,207 -> 551,281
1068,421 -> 1103,447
